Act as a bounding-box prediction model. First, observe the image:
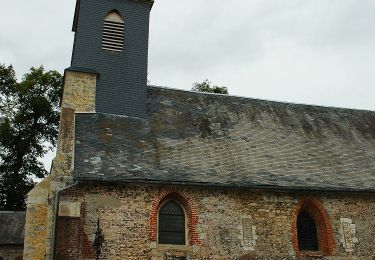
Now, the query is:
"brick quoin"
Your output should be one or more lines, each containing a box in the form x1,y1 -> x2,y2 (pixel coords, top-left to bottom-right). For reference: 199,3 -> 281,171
149,187 -> 201,245
292,198 -> 335,256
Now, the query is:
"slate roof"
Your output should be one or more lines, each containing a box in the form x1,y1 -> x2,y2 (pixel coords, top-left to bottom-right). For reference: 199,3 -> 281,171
74,86 -> 375,192
0,212 -> 25,245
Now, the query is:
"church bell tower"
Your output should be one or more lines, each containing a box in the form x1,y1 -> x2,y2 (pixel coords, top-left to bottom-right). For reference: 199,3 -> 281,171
23,2 -> 154,259
70,0 -> 154,118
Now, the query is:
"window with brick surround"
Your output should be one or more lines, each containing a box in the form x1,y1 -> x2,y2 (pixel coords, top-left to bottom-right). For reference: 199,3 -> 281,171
158,200 -> 186,245
149,189 -> 200,246
102,11 -> 124,52
297,210 -> 319,251
292,199 -> 335,256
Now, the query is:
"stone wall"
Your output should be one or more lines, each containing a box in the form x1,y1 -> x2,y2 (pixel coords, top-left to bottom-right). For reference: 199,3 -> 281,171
55,184 -> 375,259
62,70 -> 96,113
24,177 -> 51,259
23,70 -> 96,260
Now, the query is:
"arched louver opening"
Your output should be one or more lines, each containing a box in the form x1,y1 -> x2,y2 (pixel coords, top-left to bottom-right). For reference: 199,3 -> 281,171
102,11 -> 124,52
297,210 -> 319,251
158,200 -> 186,245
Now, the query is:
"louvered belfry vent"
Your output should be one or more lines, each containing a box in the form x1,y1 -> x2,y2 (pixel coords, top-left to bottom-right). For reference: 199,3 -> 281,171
102,11 -> 124,52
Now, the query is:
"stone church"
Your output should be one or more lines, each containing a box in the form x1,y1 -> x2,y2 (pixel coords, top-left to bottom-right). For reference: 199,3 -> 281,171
23,0 -> 375,259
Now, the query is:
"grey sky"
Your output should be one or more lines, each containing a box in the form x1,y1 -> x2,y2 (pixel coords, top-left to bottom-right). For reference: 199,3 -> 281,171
1,0 -> 374,109
1,0 -> 375,168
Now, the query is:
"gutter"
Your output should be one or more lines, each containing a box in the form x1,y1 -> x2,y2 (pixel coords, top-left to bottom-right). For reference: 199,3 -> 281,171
51,181 -> 79,260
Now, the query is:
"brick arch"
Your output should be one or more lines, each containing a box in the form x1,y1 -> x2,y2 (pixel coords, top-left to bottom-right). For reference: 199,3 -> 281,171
149,187 -> 201,245
292,198 -> 335,256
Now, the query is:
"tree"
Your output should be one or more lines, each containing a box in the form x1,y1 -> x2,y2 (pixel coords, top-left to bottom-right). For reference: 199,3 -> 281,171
0,64 -> 63,210
192,79 -> 228,94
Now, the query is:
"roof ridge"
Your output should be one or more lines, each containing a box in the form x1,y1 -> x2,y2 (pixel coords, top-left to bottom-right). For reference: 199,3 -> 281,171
148,85 -> 375,113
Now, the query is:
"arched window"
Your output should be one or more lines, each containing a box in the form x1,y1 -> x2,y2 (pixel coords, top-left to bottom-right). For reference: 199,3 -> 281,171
297,210 -> 319,251
292,199 -> 335,256
158,200 -> 185,245
102,11 -> 124,52
149,190 -> 200,246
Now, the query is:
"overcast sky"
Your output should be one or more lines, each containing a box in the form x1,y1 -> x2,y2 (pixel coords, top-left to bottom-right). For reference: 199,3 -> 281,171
1,0 -> 375,169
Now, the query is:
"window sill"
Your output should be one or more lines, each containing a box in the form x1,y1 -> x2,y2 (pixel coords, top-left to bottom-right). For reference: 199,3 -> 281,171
298,250 -> 324,257
155,244 -> 189,250
151,244 -> 193,259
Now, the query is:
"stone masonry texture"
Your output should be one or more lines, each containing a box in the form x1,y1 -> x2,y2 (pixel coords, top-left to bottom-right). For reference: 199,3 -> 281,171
62,70 -> 96,113
55,183 -> 375,259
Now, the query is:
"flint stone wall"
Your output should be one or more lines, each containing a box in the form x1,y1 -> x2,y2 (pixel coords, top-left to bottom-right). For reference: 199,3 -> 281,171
55,184 -> 375,259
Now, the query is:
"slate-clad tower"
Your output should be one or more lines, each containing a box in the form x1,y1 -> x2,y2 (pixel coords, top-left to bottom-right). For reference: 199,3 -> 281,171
23,1 -> 154,259
71,0 -> 153,117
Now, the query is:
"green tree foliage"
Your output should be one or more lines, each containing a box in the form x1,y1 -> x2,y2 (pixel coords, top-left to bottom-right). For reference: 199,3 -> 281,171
0,64 -> 63,210
192,79 -> 228,94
